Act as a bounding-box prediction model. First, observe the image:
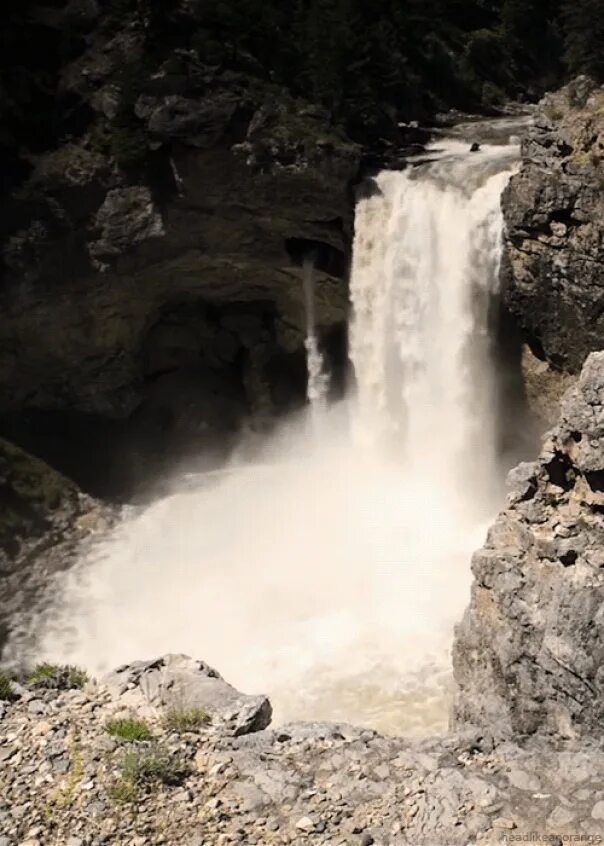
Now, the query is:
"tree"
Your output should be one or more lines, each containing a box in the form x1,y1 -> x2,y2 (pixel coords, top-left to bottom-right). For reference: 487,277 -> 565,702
562,0 -> 604,81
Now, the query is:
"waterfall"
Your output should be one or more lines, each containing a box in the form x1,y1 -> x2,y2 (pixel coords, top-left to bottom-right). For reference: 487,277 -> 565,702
350,142 -> 517,494
19,131 -> 522,737
302,257 -> 329,413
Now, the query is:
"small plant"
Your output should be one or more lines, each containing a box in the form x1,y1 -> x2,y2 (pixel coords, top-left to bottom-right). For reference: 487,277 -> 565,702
0,671 -> 13,701
106,717 -> 153,742
28,663 -> 89,690
109,777 -> 138,803
122,747 -> 188,786
163,707 -> 210,734
109,746 -> 189,802
45,734 -> 84,814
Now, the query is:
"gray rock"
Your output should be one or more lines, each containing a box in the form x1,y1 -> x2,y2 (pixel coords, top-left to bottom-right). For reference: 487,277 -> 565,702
501,78 -> 604,373
102,654 -> 272,736
453,352 -> 604,740
592,801 -> 604,820
88,186 -> 164,268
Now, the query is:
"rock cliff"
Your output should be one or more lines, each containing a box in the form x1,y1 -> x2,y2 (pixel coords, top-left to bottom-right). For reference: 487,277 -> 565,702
0,439 -> 109,652
501,77 -> 604,375
453,351 -> 604,741
0,5 -> 358,497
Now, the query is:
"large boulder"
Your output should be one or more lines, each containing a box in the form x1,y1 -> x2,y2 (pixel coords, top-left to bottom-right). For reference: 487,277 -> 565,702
453,351 -> 604,740
102,654 -> 272,736
501,77 -> 604,374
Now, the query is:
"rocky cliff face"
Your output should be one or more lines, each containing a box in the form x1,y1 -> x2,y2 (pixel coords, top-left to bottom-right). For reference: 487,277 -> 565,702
0,4 -> 358,497
501,77 -> 604,375
453,351 -> 604,740
0,438 -> 109,651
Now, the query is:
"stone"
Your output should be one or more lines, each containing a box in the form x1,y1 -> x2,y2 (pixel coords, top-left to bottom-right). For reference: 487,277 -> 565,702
507,768 -> 540,792
102,654 -> 272,736
453,352 -> 604,741
501,78 -> 604,373
295,817 -> 316,832
88,186 -> 165,268
591,801 -> 604,820
547,806 -> 575,827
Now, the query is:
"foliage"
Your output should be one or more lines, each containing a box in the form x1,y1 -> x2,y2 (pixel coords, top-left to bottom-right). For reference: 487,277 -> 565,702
171,0 -> 570,131
163,707 -> 211,734
106,717 -> 153,742
562,0 -> 604,82
0,672 -> 13,701
28,663 -> 88,690
109,745 -> 190,802
45,734 -> 84,814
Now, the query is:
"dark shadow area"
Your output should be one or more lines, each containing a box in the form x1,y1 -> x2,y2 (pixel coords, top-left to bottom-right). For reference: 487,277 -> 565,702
491,296 -> 542,471
285,238 -> 347,279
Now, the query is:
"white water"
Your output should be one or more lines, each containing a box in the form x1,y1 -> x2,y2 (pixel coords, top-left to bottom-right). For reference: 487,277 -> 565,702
23,134 -> 521,736
303,258 -> 329,413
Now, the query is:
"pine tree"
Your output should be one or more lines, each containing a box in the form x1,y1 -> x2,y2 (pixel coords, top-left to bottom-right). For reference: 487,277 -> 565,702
562,0 -> 604,81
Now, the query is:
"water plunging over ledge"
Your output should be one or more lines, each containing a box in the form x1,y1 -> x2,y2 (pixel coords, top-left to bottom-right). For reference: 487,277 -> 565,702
19,130 -> 522,736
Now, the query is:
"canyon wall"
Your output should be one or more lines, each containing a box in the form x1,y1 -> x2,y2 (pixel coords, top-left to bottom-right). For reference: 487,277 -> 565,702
0,4 -> 358,497
501,77 -> 604,375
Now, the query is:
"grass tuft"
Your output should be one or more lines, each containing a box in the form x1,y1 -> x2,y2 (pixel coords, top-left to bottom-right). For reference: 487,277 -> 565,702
28,663 -> 88,690
109,746 -> 189,803
0,671 -> 13,701
106,717 -> 153,742
110,777 -> 138,803
163,707 -> 210,734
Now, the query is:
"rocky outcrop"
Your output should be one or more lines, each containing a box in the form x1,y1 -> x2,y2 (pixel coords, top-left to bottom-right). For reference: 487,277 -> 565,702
453,351 -> 604,741
0,438 -> 110,651
102,654 -> 272,738
501,77 -> 604,374
0,7 -> 358,497
3,653 -> 604,845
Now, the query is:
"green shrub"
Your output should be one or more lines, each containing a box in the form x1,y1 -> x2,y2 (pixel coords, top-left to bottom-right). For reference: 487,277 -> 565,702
109,777 -> 138,803
28,663 -> 88,690
121,747 -> 188,786
163,707 -> 210,734
0,672 -> 13,701
106,718 -> 153,742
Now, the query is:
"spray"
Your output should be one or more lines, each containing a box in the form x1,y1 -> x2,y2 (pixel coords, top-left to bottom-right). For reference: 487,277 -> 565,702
14,138 -> 521,736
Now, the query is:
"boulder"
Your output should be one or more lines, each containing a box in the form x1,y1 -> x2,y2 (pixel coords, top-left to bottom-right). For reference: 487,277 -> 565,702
102,654 -> 272,736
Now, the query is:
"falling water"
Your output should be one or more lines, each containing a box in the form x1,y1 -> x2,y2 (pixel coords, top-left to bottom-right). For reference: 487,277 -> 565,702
302,257 -> 329,413
16,127 -> 523,736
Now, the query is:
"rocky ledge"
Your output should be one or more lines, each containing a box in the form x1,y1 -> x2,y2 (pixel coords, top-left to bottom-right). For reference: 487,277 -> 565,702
501,76 -> 604,376
454,350 -> 604,741
2,654 -> 604,846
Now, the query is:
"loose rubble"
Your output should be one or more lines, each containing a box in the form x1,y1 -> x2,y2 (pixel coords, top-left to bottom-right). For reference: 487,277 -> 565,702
2,653 -> 604,845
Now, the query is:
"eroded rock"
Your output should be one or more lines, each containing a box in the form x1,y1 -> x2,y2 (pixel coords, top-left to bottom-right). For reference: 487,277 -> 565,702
502,77 -> 604,374
453,351 -> 604,740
